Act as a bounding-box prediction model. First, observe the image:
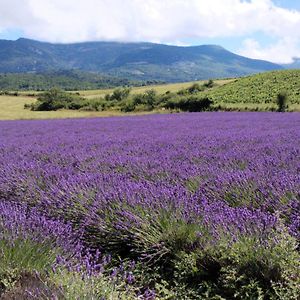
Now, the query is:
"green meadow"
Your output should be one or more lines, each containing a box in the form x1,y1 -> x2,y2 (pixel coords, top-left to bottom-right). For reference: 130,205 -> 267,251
1,70 -> 300,120
0,79 -> 231,120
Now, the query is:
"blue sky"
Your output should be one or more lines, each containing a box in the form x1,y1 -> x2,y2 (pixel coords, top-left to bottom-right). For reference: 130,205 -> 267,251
1,0 -> 300,63
274,0 -> 300,10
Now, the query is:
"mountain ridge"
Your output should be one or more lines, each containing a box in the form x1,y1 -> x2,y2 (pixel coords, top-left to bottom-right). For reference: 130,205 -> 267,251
0,38 -> 283,82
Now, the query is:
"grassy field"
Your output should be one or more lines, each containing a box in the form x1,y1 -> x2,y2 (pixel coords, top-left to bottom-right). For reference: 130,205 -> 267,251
77,78 -> 233,99
17,79 -> 232,97
0,95 -> 167,120
2,70 -> 300,120
1,79 -> 232,120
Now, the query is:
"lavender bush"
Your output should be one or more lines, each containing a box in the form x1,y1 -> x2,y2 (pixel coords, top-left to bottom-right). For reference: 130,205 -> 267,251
0,112 -> 299,298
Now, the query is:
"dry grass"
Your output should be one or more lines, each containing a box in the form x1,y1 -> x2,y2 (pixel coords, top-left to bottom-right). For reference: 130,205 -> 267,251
76,79 -> 234,99
0,95 -> 167,120
0,79 -> 233,120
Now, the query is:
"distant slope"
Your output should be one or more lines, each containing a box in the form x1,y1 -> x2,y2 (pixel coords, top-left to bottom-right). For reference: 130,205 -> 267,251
206,69 -> 300,104
0,38 -> 282,82
0,70 -> 154,91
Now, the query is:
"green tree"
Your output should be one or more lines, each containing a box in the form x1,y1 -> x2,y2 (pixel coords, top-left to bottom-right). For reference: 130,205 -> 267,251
110,87 -> 131,101
30,88 -> 83,111
277,91 -> 288,112
143,89 -> 157,107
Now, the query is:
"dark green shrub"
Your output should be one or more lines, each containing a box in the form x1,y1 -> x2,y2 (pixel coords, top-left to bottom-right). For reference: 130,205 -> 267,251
165,96 -> 213,112
67,101 -> 84,110
121,100 -> 136,112
132,94 -> 144,106
203,79 -> 214,88
178,83 -> 204,95
104,94 -> 111,101
107,87 -> 131,101
30,88 -> 85,111
23,103 -> 32,109
157,92 -> 175,106
187,83 -> 203,94
177,88 -> 187,96
132,89 -> 157,107
143,89 -> 157,108
277,91 -> 288,112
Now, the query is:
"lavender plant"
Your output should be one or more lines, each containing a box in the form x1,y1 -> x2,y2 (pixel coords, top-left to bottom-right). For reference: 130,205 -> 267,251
0,112 -> 299,298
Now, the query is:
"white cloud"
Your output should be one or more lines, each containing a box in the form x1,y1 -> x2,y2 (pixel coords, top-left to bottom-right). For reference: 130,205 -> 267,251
0,0 -> 300,62
238,37 -> 300,63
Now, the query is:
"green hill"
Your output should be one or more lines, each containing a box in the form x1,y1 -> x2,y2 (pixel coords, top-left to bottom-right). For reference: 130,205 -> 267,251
0,38 -> 282,82
0,70 -> 156,91
205,69 -> 300,106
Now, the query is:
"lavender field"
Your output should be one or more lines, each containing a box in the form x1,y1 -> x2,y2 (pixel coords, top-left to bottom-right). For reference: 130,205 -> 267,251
0,112 -> 299,299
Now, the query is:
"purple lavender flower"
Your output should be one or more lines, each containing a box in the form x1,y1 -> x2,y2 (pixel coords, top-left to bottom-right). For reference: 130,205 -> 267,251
0,112 -> 299,297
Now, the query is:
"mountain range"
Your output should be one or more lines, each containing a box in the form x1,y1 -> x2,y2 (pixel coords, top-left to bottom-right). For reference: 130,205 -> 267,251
0,38 -> 284,82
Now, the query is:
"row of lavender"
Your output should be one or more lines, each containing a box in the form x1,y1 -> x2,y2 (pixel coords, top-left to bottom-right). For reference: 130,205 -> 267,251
0,112 -> 299,298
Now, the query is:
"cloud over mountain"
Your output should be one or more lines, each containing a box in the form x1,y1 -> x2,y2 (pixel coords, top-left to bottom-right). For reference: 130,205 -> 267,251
1,0 -> 300,63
